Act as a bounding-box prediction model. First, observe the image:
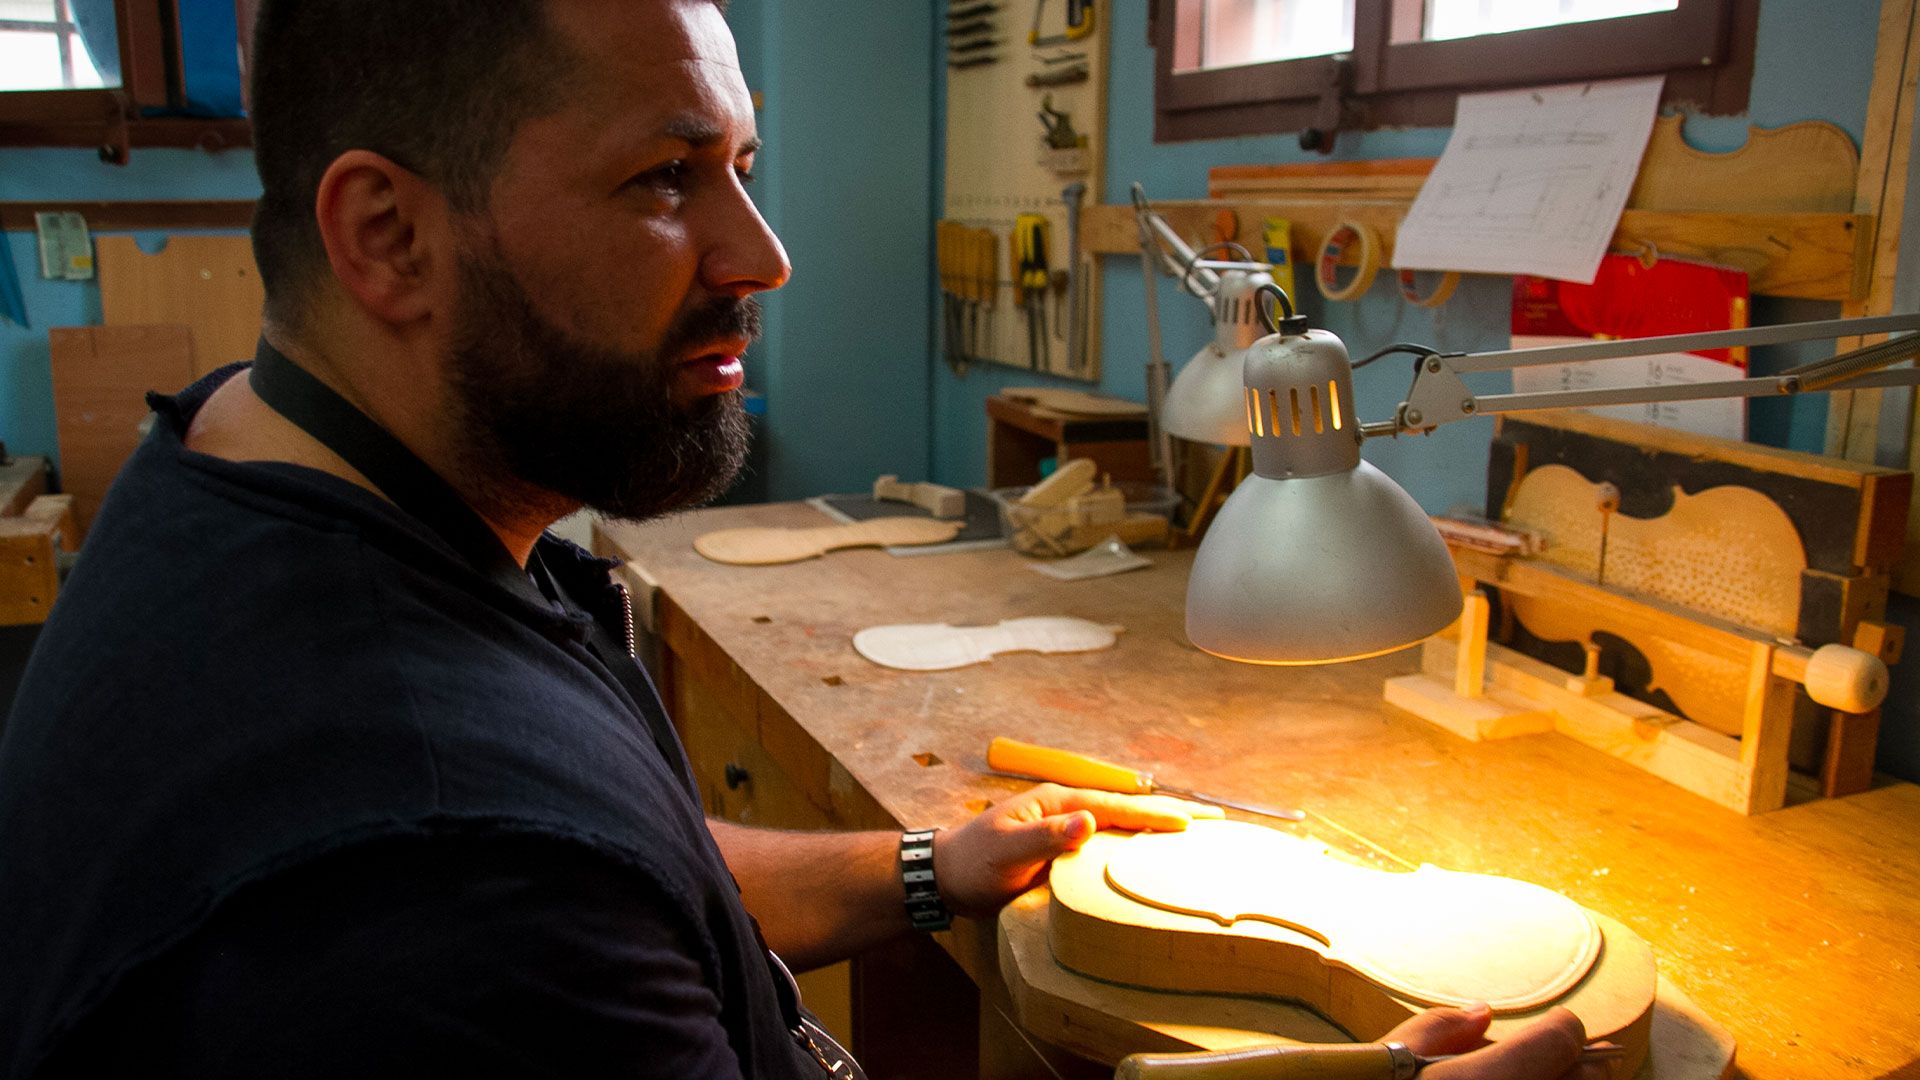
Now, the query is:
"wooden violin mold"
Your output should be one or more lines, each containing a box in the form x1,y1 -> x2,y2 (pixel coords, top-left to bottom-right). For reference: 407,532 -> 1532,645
1049,822 -> 1655,1075
1506,464 -> 1805,736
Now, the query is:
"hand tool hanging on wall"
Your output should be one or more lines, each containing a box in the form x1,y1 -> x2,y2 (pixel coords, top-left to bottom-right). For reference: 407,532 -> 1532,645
1061,181 -> 1085,373
1014,212 -> 1051,371
1028,0 -> 1094,47
973,227 -> 998,365
1025,65 -> 1089,88
1037,95 -> 1081,150
936,220 -> 968,375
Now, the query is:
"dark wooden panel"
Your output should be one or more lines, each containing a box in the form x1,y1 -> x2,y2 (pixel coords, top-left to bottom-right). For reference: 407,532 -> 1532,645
0,199 -> 256,232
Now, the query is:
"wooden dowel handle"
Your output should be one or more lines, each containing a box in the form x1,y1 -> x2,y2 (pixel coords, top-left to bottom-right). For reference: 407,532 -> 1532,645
987,737 -> 1153,795
1116,1043 -> 1408,1080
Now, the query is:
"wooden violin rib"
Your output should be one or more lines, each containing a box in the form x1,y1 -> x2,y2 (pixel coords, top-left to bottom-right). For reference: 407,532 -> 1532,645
693,517 -> 964,565
1050,824 -> 1656,1075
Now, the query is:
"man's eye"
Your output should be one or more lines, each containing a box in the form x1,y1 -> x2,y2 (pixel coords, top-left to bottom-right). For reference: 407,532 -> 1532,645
635,162 -> 690,193
736,167 -> 757,185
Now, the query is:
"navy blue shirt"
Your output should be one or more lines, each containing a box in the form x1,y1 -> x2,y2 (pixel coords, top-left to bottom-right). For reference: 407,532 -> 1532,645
0,366 -> 820,1078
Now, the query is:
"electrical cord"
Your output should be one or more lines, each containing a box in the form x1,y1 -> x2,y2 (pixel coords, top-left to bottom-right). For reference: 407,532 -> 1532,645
1352,341 -> 1442,370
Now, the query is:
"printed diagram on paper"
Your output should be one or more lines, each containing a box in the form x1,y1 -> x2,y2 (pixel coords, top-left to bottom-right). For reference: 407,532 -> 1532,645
1394,76 -> 1664,284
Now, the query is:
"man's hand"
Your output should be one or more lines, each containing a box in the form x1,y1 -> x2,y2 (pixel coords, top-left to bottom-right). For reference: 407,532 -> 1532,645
1385,1003 -> 1613,1080
933,783 -> 1223,916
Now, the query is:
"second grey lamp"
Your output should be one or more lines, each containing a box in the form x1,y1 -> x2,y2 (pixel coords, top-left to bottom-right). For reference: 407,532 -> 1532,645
1186,287 -> 1463,664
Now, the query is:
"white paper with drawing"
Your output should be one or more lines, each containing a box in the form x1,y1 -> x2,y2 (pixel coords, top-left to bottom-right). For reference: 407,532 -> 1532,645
1393,76 -> 1664,284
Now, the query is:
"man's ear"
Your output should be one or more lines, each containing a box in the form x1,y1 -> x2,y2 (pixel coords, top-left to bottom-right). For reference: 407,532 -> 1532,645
312,150 -> 452,327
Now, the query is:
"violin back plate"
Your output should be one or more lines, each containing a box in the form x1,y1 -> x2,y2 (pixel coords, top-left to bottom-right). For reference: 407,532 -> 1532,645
1102,821 -> 1600,1011
1050,825 -> 1656,1072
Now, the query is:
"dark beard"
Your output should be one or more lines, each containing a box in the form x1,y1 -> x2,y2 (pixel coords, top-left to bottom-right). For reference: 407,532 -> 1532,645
443,248 -> 755,523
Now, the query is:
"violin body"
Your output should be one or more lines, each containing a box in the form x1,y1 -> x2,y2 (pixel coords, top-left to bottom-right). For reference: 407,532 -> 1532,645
1048,822 -> 1656,1074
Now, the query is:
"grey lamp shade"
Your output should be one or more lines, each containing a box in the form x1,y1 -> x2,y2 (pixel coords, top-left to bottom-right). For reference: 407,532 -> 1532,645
1163,270 -> 1271,447
1163,343 -> 1253,446
1185,326 -> 1462,664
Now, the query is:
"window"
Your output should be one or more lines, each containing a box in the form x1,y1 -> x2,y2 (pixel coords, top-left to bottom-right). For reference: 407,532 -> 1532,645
0,0 -> 116,91
1152,0 -> 1755,144
0,0 -> 250,158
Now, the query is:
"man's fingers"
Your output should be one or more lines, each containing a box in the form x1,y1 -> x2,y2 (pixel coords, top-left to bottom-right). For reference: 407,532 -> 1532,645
1382,1002 -> 1493,1056
1019,784 -> 1223,832
1424,1008 -> 1588,1080
994,809 -> 1098,870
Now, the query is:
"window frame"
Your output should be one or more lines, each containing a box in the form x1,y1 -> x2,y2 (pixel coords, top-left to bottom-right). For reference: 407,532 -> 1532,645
0,0 -> 252,157
1151,0 -> 1757,144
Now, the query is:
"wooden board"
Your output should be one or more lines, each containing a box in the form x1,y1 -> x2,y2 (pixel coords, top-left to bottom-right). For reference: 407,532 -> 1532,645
96,234 -> 263,376
693,517 -> 964,565
943,0 -> 1108,380
998,387 -> 1146,418
1208,159 -> 1435,202
1627,116 -> 1859,214
48,324 -> 195,541
0,495 -> 74,626
1082,201 -> 1872,302
1049,827 -> 1656,1076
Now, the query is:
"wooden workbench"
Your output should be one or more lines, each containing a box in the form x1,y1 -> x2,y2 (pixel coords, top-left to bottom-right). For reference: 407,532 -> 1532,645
595,502 -> 1920,1080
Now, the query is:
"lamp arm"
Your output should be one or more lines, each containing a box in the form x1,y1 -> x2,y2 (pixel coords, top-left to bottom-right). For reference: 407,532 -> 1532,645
1133,185 -> 1177,490
1369,314 -> 1920,437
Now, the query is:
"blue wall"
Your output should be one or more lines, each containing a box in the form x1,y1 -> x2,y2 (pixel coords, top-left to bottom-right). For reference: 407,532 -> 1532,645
725,0 -> 936,502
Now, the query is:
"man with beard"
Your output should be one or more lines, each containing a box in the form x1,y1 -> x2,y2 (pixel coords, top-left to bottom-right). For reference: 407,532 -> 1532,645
0,2 -> 1599,1078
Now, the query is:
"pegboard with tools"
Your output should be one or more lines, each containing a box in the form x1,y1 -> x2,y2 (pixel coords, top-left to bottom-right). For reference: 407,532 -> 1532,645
940,0 -> 1105,380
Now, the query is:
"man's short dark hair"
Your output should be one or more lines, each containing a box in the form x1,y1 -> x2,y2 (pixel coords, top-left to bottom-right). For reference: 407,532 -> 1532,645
248,0 -> 576,326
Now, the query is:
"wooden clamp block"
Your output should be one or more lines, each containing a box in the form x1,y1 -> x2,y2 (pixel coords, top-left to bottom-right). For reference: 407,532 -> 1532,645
0,494 -> 77,627
872,475 -> 966,519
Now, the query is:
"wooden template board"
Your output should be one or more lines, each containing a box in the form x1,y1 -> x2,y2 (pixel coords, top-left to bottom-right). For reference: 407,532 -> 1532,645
48,324 -> 195,541
97,234 -> 264,377
693,517 -> 965,565
943,0 -> 1107,381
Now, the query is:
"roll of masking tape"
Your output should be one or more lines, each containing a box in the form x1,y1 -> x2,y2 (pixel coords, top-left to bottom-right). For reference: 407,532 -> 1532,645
1398,267 -> 1461,308
1315,221 -> 1380,302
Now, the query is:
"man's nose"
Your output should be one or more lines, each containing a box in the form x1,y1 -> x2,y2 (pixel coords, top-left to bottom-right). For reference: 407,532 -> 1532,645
702,186 -> 791,298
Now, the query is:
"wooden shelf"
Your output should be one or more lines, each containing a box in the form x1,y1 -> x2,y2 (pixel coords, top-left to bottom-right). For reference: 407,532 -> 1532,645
1082,199 -> 1874,302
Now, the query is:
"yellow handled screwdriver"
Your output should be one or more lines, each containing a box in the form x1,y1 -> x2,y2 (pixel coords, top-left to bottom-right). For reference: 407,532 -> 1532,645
986,737 -> 1305,821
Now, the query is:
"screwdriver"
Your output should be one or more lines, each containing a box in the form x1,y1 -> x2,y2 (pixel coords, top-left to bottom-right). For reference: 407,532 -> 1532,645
986,737 -> 1305,822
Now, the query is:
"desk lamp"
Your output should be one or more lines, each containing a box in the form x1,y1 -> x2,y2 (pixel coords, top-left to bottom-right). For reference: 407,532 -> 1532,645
1133,185 -> 1275,486
1188,283 -> 1920,665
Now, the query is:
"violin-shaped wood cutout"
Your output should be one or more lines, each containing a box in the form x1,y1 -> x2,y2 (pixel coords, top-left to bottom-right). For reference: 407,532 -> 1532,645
1505,464 -> 1806,736
853,616 -> 1123,671
1049,822 -> 1656,1073
694,517 -> 964,565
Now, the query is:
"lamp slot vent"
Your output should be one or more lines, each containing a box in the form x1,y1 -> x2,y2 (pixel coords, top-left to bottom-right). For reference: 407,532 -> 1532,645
1248,388 -> 1263,436
1309,385 -> 1324,433
1268,388 -> 1282,437
1289,387 -> 1302,436
1329,381 -> 1343,430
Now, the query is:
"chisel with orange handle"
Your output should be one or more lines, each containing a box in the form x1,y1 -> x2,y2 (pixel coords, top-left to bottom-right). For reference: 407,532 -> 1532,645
985,737 -> 1304,822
